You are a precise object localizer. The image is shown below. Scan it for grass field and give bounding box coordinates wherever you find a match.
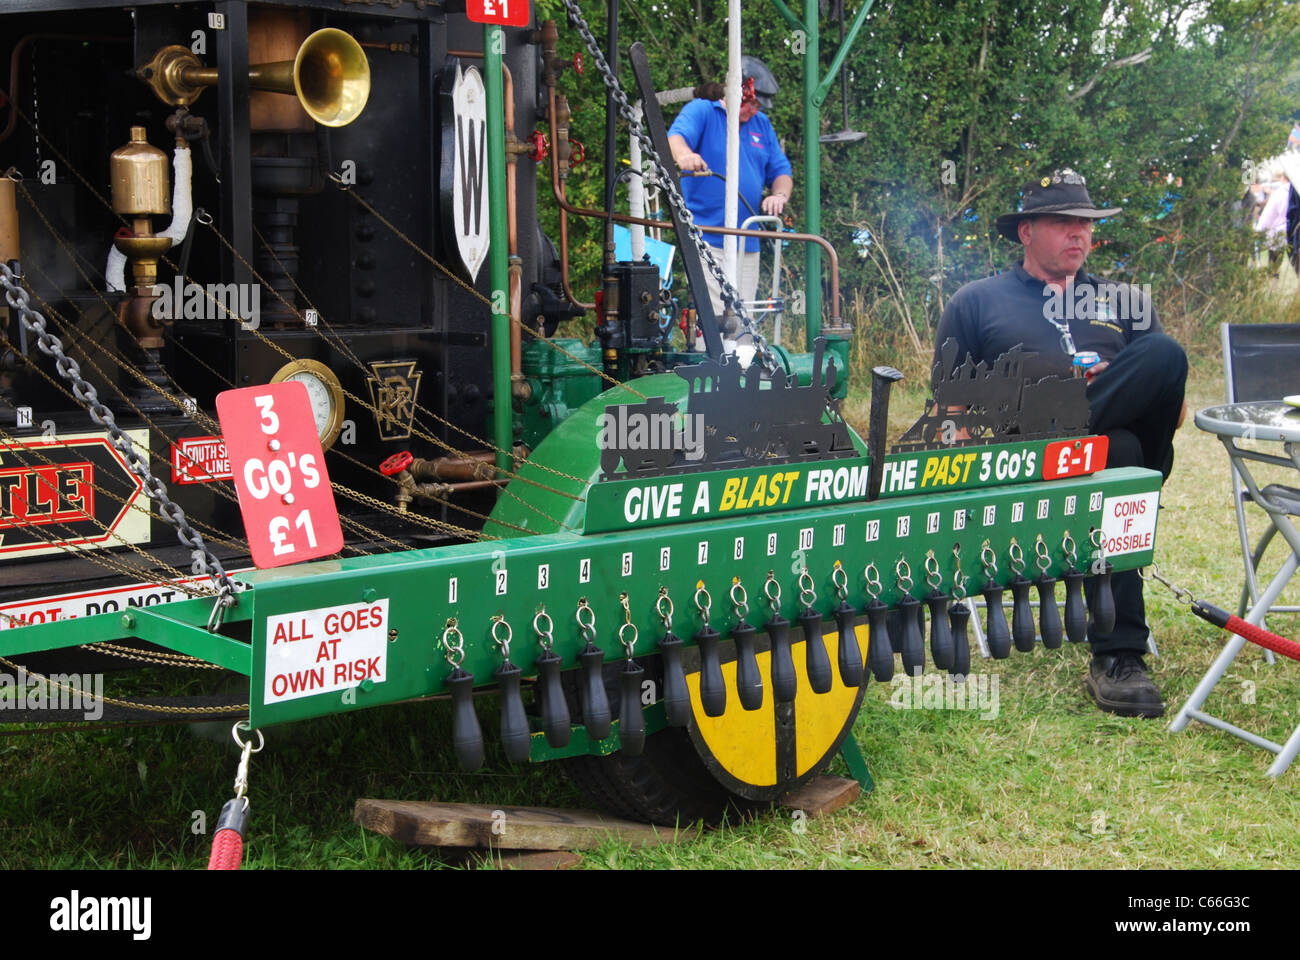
[4,309,1300,870]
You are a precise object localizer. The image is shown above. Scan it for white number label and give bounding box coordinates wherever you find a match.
[579,558,591,583]
[1037,498,1050,520]
[698,541,709,565]
[865,520,880,542]
[1064,495,1077,516]
[926,512,940,534]
[495,569,508,596]
[659,547,671,571]
[799,528,814,551]
[953,509,966,531]
[1011,502,1024,524]
[1089,491,1104,512]
[622,552,633,576]
[832,524,845,547]
[983,505,997,526]
[537,564,550,589]
[897,516,910,538]
[767,533,778,556]
[734,537,745,560]
[448,578,458,604]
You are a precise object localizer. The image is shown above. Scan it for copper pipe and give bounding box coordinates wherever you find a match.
[2,34,129,146]
[543,83,842,324]
[509,257,527,397]
[448,49,484,59]
[446,479,509,492]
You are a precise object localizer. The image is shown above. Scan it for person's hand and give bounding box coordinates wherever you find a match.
[763,192,789,216]
[676,151,707,172]
[1084,360,1110,382]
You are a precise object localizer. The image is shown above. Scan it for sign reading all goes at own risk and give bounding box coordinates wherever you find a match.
[264,599,388,704]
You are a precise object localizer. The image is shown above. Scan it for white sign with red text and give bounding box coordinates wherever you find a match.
[1100,491,1160,556]
[264,599,388,704]
[0,573,250,630]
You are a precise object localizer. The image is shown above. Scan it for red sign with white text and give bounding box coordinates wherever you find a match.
[171,435,232,484]
[1043,436,1109,480]
[216,382,342,568]
[465,0,530,27]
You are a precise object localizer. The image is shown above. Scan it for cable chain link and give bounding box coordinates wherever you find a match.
[0,262,240,616]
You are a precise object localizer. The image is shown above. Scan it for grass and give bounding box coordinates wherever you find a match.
[4,283,1300,869]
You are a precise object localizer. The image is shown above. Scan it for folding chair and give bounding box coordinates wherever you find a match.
[1174,398,1300,775]
[1221,323,1300,642]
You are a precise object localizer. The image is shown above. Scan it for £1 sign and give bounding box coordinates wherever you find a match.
[465,0,530,26]
[216,382,343,568]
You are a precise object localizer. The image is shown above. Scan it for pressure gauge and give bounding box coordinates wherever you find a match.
[269,359,345,450]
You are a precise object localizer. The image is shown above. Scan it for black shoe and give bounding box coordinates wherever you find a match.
[1086,652,1165,718]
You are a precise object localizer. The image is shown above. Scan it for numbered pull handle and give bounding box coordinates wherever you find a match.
[833,601,864,688]
[1036,575,1064,649]
[1010,576,1036,653]
[982,580,1011,659]
[732,619,764,710]
[1064,568,1089,643]
[658,630,691,726]
[579,641,611,740]
[926,590,954,671]
[695,624,726,716]
[618,659,646,756]
[447,667,484,772]
[767,614,797,703]
[949,600,972,677]
[865,599,894,682]
[1090,561,1116,635]
[495,660,531,764]
[899,593,925,676]
[534,650,571,747]
[799,606,833,694]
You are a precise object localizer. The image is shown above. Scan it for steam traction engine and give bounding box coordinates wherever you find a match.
[0,0,1163,834]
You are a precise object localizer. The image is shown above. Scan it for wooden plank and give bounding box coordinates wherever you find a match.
[353,799,680,850]
[777,775,861,818]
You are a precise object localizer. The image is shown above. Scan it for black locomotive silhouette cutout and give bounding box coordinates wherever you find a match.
[894,338,1089,452]
[599,338,858,480]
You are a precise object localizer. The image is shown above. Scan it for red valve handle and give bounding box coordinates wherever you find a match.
[573,51,584,75]
[570,139,585,165]
[527,130,549,162]
[379,451,414,476]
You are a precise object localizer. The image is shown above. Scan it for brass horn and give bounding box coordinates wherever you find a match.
[137,27,370,127]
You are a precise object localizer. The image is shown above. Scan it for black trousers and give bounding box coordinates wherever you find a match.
[1082,333,1188,655]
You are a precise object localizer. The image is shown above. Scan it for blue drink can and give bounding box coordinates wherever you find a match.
[1073,351,1101,378]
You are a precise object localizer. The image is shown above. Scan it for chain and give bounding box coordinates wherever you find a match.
[1,262,240,618]
[560,0,776,372]
[0,655,248,715]
[30,45,41,171]
[78,642,226,670]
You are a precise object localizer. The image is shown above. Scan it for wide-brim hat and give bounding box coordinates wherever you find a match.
[995,168,1121,242]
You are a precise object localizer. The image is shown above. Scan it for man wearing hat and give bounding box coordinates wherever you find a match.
[933,168,1188,718]
[668,55,793,318]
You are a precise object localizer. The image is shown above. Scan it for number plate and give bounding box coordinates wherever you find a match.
[216,382,343,569]
[465,0,530,26]
[1042,436,1109,481]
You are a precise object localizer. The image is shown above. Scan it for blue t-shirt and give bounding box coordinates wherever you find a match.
[667,98,792,252]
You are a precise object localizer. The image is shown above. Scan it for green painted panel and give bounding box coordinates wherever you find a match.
[244,465,1162,729]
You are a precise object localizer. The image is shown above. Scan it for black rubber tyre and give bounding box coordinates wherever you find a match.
[557,656,767,826]
[561,727,767,827]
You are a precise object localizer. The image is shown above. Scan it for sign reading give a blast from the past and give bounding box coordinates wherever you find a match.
[216,381,342,568]
[264,599,388,704]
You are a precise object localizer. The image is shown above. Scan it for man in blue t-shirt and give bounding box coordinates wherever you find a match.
[667,57,793,318]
